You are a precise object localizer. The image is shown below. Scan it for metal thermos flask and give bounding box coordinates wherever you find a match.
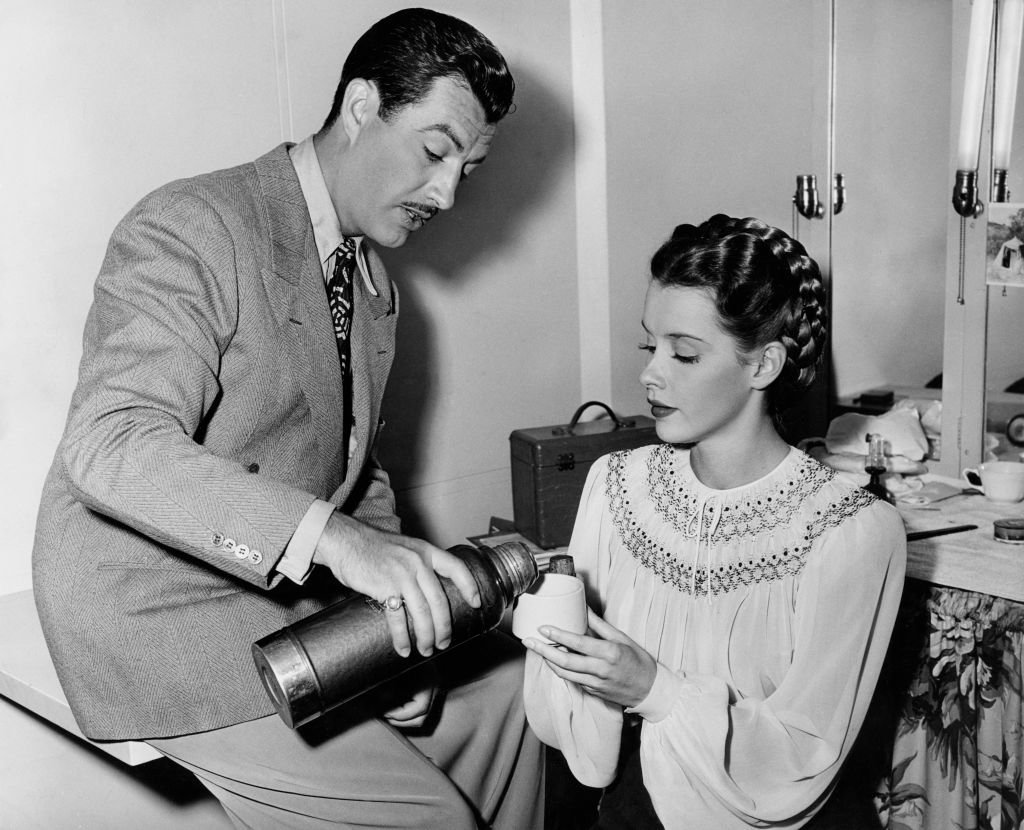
[252,541,539,728]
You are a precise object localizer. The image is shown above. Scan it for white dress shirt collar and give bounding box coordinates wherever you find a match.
[288,136,377,296]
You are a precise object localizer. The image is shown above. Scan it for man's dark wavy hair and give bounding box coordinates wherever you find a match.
[322,8,515,129]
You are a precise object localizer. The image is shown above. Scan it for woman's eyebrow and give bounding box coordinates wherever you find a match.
[669,333,707,346]
[641,321,707,344]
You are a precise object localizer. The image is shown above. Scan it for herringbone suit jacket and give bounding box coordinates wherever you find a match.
[32,143,400,740]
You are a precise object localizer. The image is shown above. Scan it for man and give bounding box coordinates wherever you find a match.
[32,9,543,828]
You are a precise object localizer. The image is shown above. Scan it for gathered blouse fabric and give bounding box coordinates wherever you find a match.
[524,445,907,829]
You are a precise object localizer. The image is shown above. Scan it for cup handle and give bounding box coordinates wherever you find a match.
[962,468,983,490]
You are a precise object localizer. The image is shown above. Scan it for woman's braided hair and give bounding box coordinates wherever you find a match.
[649,214,828,415]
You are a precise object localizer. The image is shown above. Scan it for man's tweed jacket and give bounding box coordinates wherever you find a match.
[32,144,400,740]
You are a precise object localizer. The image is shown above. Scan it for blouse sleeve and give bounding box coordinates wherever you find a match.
[522,455,624,787]
[634,499,907,826]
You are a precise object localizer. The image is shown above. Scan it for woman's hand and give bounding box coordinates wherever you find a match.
[524,609,658,708]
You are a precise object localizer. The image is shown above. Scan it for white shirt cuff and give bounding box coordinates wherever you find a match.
[276,499,336,584]
[625,662,689,723]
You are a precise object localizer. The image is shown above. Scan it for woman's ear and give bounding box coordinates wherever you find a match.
[750,341,787,390]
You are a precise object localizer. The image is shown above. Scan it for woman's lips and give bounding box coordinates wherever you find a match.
[649,402,675,418]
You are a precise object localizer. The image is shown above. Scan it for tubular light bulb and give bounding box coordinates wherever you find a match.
[958,0,995,171]
[994,0,1024,170]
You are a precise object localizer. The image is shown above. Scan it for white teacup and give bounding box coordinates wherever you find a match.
[512,573,588,644]
[962,461,1024,503]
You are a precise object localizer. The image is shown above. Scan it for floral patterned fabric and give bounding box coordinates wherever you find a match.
[879,580,1024,830]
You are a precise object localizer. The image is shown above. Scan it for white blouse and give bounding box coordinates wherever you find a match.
[524,445,906,829]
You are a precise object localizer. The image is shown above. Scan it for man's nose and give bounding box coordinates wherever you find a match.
[429,167,460,211]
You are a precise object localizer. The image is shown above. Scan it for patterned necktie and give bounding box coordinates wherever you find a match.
[326,238,357,479]
[327,238,357,373]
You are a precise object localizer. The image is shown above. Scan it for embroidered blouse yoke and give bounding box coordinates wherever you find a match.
[524,445,907,829]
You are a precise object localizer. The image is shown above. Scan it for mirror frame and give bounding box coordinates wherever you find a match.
[941,0,999,477]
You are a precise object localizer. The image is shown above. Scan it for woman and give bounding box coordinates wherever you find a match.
[524,215,906,829]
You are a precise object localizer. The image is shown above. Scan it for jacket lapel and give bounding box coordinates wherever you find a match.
[255,146,346,481]
[349,246,397,472]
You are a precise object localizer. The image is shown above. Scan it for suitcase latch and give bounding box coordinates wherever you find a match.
[557,453,576,471]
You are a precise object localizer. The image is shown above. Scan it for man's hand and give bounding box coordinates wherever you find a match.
[376,662,440,729]
[313,511,480,658]
[382,686,435,728]
[523,609,657,708]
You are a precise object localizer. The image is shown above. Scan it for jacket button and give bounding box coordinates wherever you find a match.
[223,538,236,553]
[247,463,260,473]
[235,544,250,559]
[212,533,224,547]
[249,550,263,565]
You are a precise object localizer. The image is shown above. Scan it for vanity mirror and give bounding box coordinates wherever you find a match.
[943,0,1024,471]
[983,0,1024,457]
[982,204,1024,456]
[828,0,1024,472]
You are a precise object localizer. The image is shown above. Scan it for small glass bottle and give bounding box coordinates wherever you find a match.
[863,433,893,503]
[252,541,539,728]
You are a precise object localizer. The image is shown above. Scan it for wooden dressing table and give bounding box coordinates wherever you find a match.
[899,479,1024,602]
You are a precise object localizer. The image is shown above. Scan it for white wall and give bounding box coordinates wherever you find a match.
[2,0,287,595]
[0,0,579,594]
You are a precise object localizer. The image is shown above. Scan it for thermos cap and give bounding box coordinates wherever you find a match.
[547,554,577,576]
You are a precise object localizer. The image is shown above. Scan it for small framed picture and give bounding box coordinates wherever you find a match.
[986,203,1024,287]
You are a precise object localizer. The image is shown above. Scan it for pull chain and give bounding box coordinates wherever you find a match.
[957,215,967,305]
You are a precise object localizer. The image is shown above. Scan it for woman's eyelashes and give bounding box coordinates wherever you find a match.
[637,343,699,364]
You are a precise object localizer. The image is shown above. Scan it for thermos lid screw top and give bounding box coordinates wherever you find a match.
[485,541,541,601]
[547,554,577,576]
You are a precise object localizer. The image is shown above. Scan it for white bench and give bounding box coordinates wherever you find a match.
[0,527,550,768]
[0,589,161,765]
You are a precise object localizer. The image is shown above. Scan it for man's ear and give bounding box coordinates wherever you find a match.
[341,78,379,141]
[750,341,787,390]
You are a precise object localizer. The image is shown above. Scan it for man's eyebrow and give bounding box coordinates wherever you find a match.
[421,123,489,168]
[422,123,464,153]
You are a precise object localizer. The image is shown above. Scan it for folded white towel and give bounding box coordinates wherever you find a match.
[825,408,930,462]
